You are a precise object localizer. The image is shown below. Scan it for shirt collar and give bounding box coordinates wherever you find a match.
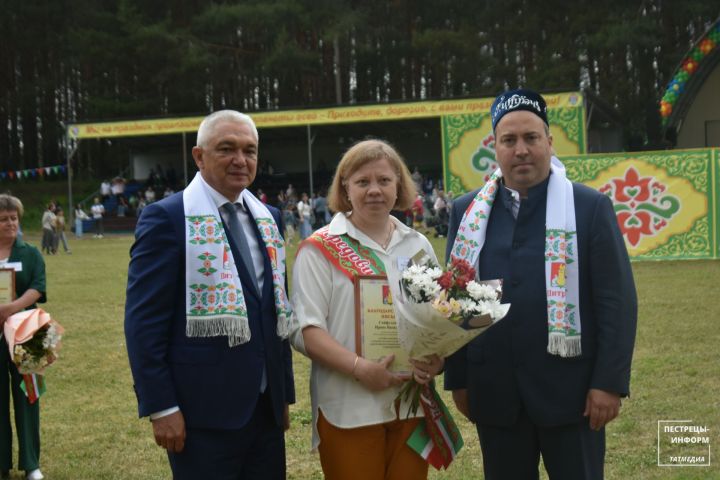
[500,173,551,200]
[328,212,416,245]
[199,174,244,210]
[502,184,521,203]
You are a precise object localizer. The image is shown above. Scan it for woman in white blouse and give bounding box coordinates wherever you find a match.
[290,140,443,480]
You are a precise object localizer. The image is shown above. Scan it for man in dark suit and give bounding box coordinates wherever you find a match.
[125,110,294,479]
[444,89,637,480]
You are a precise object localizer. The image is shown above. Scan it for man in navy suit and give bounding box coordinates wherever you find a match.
[444,89,637,479]
[125,110,294,479]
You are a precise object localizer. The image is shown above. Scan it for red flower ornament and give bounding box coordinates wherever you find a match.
[617,211,654,246]
[601,166,680,248]
[611,167,651,203]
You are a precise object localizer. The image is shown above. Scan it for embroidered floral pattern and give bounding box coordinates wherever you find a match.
[451,234,480,259]
[255,217,284,248]
[598,167,680,247]
[545,229,576,264]
[187,215,224,245]
[197,251,218,276]
[186,214,247,318]
[189,282,247,316]
[254,217,293,325]
[548,299,578,333]
[546,229,578,336]
[450,170,501,262]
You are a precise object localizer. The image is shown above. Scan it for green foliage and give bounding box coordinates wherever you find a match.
[16,325,50,361]
[1,1,718,168]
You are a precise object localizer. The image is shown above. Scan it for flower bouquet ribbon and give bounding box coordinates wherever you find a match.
[3,308,64,403]
[386,251,511,469]
[405,381,464,470]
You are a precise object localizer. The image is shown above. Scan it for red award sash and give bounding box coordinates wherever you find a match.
[299,226,386,280]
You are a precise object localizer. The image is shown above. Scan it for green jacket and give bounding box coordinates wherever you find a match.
[8,238,46,305]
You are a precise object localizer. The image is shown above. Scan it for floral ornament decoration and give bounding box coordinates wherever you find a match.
[196,251,218,276]
[599,167,680,247]
[188,282,246,317]
[188,215,224,246]
[470,133,497,184]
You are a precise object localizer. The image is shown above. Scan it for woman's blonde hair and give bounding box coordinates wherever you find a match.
[328,139,416,213]
[0,194,24,218]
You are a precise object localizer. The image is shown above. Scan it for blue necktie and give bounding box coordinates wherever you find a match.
[222,202,267,392]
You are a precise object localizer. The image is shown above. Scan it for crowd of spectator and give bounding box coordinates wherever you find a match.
[86,166,180,227]
[79,165,448,239]
[394,167,452,237]
[271,184,333,245]
[265,170,448,245]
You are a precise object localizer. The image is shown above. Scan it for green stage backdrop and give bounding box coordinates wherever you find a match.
[443,147,719,261]
[564,149,717,261]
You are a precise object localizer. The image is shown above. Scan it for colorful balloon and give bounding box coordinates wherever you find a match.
[682,59,698,74]
[660,101,672,117]
[699,39,715,55]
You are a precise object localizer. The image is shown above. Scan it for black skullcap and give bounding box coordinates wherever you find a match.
[490,89,549,131]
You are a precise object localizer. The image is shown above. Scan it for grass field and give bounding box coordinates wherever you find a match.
[12,232,719,479]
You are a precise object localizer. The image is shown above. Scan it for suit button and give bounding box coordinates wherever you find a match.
[511,279,520,286]
[512,242,520,249]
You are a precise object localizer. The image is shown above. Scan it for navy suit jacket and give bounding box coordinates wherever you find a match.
[125,191,295,430]
[444,179,637,427]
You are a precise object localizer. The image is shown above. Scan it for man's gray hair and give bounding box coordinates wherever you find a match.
[195,110,259,148]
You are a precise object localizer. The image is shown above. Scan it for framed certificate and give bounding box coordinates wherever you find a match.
[0,268,15,304]
[354,275,411,374]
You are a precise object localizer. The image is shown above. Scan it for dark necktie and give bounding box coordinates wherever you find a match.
[222,202,259,294]
[222,202,267,392]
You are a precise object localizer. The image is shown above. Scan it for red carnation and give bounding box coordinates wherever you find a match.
[450,258,476,281]
[456,274,472,289]
[438,272,454,290]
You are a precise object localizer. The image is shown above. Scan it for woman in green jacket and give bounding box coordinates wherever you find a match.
[0,194,47,480]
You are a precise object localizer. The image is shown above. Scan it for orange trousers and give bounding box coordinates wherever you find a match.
[317,410,428,480]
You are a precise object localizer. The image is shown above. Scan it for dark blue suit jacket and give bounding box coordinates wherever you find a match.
[444,179,637,427]
[125,191,295,430]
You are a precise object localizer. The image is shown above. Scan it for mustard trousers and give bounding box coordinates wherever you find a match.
[317,410,428,480]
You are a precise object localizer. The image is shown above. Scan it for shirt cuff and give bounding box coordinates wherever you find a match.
[149,406,180,420]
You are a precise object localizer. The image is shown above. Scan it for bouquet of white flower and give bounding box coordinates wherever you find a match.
[390,253,509,361]
[386,250,510,470]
